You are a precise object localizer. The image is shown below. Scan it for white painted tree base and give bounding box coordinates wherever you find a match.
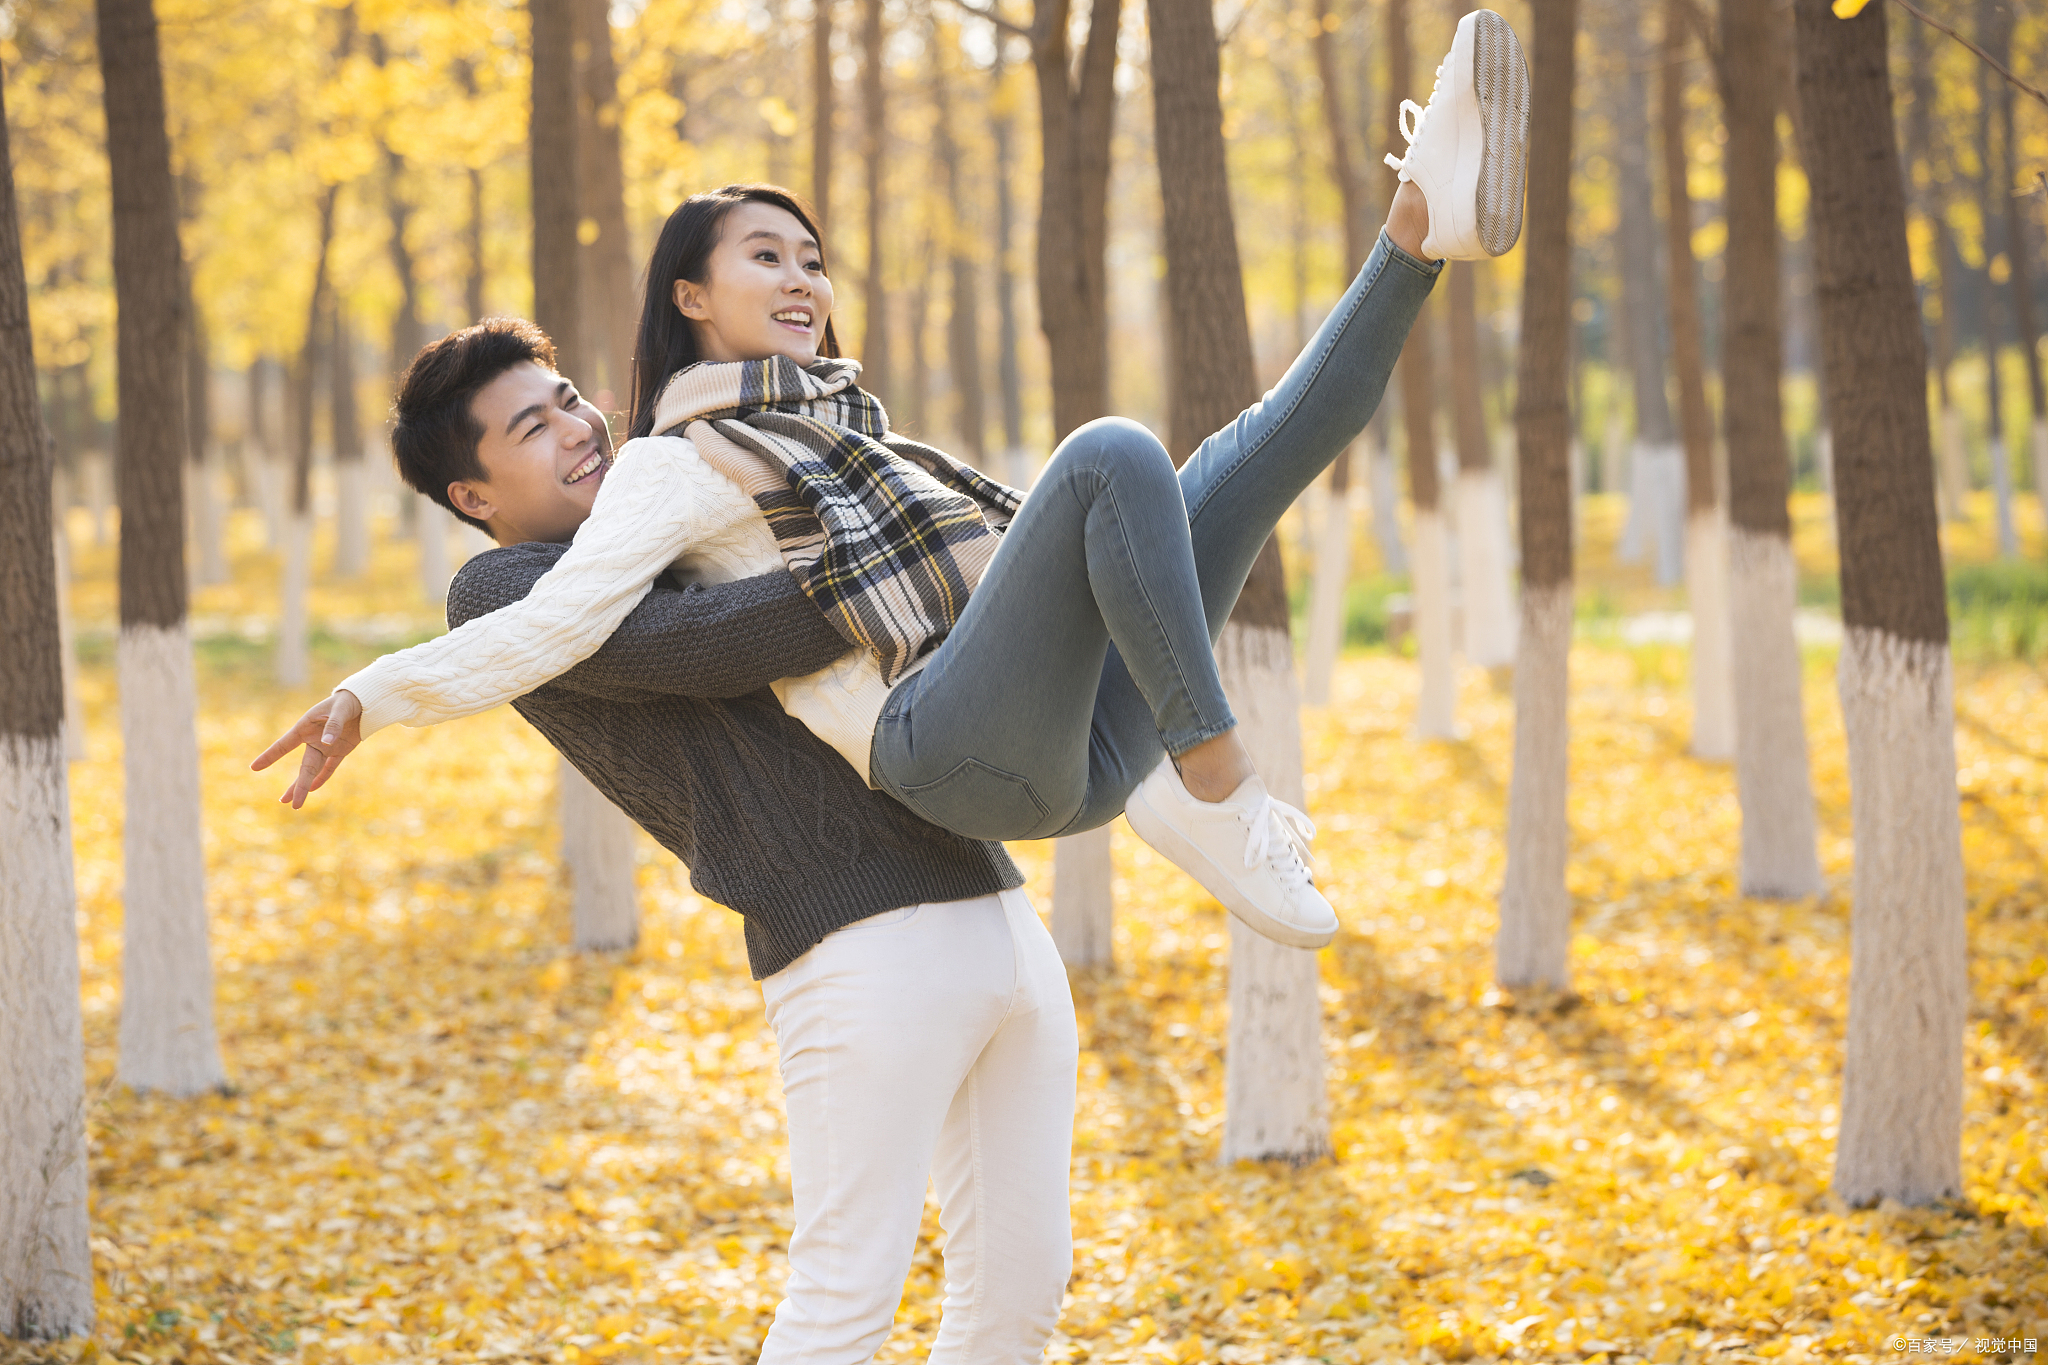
[1455,470,1517,669]
[0,736,95,1339]
[334,460,369,579]
[1215,620,1329,1165]
[1685,511,1735,762]
[276,513,312,688]
[1410,509,1458,739]
[559,758,640,952]
[1727,529,1823,899]
[1051,825,1115,970]
[418,497,452,609]
[1303,482,1354,707]
[116,624,226,1096]
[1832,629,1967,1207]
[1497,584,1573,991]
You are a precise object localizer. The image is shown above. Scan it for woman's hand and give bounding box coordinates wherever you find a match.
[251,690,365,808]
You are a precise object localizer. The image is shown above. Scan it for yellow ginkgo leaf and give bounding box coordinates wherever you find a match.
[1832,0,1874,15]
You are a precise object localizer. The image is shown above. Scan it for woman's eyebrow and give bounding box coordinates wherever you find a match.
[740,228,819,252]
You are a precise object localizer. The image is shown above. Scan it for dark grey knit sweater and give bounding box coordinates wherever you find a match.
[448,543,1022,978]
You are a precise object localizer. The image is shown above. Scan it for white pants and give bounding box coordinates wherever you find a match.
[757,887,1079,1365]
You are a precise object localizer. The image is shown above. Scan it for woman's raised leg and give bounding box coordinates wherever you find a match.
[1061,226,1445,833]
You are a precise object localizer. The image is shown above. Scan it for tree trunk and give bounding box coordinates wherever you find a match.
[332,304,368,579]
[532,0,581,377]
[1149,0,1327,1164]
[1029,0,1124,965]
[1718,0,1821,899]
[1664,0,1733,760]
[98,0,225,1097]
[991,48,1027,483]
[1304,0,1365,706]
[931,23,986,463]
[1981,205,2017,559]
[858,0,890,408]
[1615,3,1682,588]
[0,67,94,1340]
[1031,0,1121,441]
[1498,0,1575,993]
[279,188,338,690]
[812,0,834,227]
[577,0,635,408]
[531,0,635,945]
[1902,18,1968,524]
[1792,0,1965,1208]
[1386,0,1453,736]
[1987,7,2048,521]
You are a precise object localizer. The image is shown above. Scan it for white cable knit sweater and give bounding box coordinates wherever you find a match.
[337,433,902,782]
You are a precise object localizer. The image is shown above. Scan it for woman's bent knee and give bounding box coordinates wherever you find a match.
[1050,416,1174,485]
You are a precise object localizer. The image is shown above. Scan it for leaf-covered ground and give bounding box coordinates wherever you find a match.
[9,502,2045,1364]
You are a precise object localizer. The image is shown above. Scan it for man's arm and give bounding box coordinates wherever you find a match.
[449,542,851,700]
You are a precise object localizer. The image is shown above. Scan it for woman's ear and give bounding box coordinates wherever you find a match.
[673,277,710,321]
[448,481,494,526]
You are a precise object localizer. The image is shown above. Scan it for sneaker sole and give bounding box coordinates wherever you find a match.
[1124,782,1337,950]
[1470,10,1530,257]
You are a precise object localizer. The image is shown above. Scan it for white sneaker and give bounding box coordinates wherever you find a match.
[1124,759,1338,950]
[1383,8,1530,261]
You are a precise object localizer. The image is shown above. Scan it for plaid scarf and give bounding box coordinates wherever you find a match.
[652,356,1024,683]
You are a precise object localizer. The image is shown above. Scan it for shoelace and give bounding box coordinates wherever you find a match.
[1382,59,1447,178]
[1239,793,1319,889]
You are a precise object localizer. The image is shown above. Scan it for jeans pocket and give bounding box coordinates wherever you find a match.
[898,758,1052,841]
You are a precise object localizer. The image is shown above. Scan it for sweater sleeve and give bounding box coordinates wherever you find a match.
[336,436,713,737]
[447,543,852,700]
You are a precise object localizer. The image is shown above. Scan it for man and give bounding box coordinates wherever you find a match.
[254,318,1079,1362]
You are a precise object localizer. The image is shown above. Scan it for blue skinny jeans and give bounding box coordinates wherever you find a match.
[869,231,1442,840]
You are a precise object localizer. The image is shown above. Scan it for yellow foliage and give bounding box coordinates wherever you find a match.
[8,485,2047,1365]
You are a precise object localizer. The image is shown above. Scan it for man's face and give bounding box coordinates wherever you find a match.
[451,362,615,545]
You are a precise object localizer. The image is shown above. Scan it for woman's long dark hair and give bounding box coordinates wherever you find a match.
[627,183,841,438]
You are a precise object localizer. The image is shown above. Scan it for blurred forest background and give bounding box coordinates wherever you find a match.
[5,0,2048,1360]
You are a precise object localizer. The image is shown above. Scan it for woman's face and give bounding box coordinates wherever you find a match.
[673,201,834,365]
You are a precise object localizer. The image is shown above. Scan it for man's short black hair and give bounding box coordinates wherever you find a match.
[391,318,557,534]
